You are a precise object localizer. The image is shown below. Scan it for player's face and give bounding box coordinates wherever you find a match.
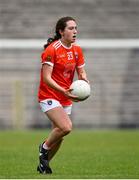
[60,20,77,46]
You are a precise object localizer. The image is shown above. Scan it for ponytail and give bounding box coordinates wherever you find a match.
[43,34,61,49]
[43,38,54,49]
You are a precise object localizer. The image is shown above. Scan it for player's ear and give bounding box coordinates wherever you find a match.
[59,29,64,36]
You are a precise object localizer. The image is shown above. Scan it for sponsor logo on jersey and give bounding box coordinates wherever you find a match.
[59,54,66,58]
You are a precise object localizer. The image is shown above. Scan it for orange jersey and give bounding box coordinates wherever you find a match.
[38,40,85,106]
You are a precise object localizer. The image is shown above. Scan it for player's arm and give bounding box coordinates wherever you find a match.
[42,47,66,94]
[76,67,89,83]
[42,64,65,93]
[75,46,89,83]
[42,64,78,99]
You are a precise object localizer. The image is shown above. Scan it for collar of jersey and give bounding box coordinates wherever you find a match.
[59,40,72,49]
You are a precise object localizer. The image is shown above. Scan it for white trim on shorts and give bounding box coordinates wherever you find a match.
[39,99,72,115]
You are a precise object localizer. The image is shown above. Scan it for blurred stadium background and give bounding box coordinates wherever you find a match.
[0,0,139,130]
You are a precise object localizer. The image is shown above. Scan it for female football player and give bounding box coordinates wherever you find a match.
[37,16,89,174]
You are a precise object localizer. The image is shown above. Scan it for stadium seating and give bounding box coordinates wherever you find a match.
[0,0,139,38]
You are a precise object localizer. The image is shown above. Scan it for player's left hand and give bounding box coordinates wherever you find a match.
[64,89,80,102]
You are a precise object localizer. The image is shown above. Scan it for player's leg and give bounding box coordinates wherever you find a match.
[46,122,63,161]
[47,105,72,161]
[44,106,72,148]
[37,106,72,174]
[48,138,63,161]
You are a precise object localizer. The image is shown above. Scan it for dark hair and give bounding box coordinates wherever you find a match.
[44,16,76,49]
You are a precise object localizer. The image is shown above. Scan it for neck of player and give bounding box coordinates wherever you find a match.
[60,38,72,48]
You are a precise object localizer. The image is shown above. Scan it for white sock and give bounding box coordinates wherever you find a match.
[43,142,49,150]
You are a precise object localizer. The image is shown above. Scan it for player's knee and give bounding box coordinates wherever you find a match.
[62,123,72,135]
[63,127,71,135]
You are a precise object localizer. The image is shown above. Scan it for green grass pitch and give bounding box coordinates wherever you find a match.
[0,129,139,179]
